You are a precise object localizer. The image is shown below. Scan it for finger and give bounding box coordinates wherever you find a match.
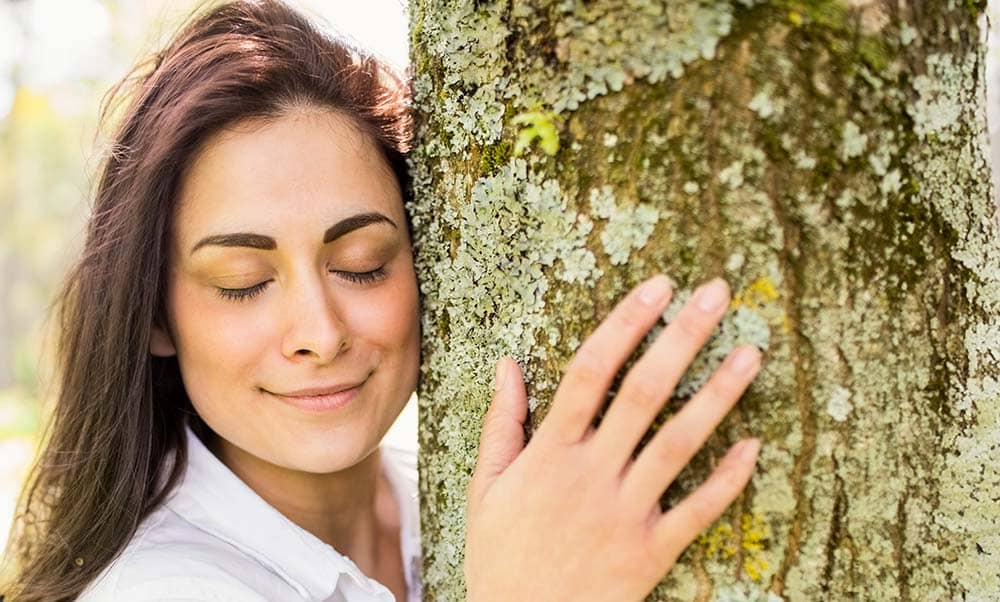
[468,357,528,509]
[591,277,730,465]
[621,345,761,508]
[650,438,760,563]
[535,275,673,446]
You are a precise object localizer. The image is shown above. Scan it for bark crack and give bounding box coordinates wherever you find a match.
[764,167,818,597]
[820,456,849,596]
[895,491,911,602]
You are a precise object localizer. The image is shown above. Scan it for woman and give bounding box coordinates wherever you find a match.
[2,1,763,600]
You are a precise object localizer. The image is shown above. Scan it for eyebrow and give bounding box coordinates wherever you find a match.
[190,212,398,255]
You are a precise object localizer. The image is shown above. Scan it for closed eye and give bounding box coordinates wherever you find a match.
[216,266,386,302]
[331,267,387,285]
[217,280,271,302]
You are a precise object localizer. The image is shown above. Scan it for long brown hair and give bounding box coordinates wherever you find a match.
[2,2,411,599]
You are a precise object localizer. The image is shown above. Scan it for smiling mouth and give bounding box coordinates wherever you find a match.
[265,381,365,413]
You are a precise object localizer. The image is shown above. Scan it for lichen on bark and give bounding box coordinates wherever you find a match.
[410,1,1000,600]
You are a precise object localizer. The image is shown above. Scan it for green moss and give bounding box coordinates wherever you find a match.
[775,0,899,76]
[478,140,512,173]
[779,0,847,30]
[857,37,891,72]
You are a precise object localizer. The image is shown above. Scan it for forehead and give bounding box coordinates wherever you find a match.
[173,109,403,245]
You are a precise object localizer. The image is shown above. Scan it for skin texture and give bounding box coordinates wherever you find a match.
[151,108,420,600]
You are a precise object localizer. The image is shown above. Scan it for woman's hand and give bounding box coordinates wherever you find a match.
[464,275,762,602]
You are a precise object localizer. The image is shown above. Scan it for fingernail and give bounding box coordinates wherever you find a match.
[695,277,729,313]
[638,275,672,306]
[728,346,761,374]
[494,357,509,392]
[738,438,761,462]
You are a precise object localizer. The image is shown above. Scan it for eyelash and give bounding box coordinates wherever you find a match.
[336,266,387,285]
[218,281,269,302]
[216,267,388,302]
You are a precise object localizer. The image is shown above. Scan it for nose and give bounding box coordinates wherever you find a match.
[280,275,350,363]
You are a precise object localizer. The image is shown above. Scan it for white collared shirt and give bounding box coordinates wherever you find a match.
[78,428,421,601]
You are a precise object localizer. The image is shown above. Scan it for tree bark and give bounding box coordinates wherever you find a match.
[409,1,1000,600]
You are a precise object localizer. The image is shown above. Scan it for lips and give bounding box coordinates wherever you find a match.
[274,382,365,397]
[266,379,366,412]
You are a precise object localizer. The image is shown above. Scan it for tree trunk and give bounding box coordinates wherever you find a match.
[409,1,1000,600]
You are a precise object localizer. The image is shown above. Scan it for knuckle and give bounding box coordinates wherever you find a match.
[699,373,736,405]
[720,461,750,492]
[621,370,662,410]
[699,360,757,410]
[566,344,607,384]
[688,500,718,528]
[558,405,593,437]
[704,464,747,506]
[612,302,647,333]
[537,401,588,445]
[652,428,694,464]
[479,417,503,444]
[683,488,721,526]
[672,310,709,340]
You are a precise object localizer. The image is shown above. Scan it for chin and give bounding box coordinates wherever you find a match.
[274,432,381,475]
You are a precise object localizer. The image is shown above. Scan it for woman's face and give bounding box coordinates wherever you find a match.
[153,108,420,475]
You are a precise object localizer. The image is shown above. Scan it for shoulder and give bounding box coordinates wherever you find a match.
[77,508,281,602]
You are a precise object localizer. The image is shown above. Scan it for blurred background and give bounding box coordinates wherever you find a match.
[0,0,410,556]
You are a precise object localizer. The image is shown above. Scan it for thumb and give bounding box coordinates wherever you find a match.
[468,356,528,508]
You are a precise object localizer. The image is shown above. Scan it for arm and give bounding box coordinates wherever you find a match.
[465,275,761,602]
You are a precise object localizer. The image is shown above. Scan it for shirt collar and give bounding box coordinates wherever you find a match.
[165,426,398,602]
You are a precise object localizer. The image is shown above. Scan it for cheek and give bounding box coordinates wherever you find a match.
[168,280,273,391]
[347,266,420,365]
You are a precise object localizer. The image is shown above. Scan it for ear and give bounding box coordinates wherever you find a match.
[150,324,177,357]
